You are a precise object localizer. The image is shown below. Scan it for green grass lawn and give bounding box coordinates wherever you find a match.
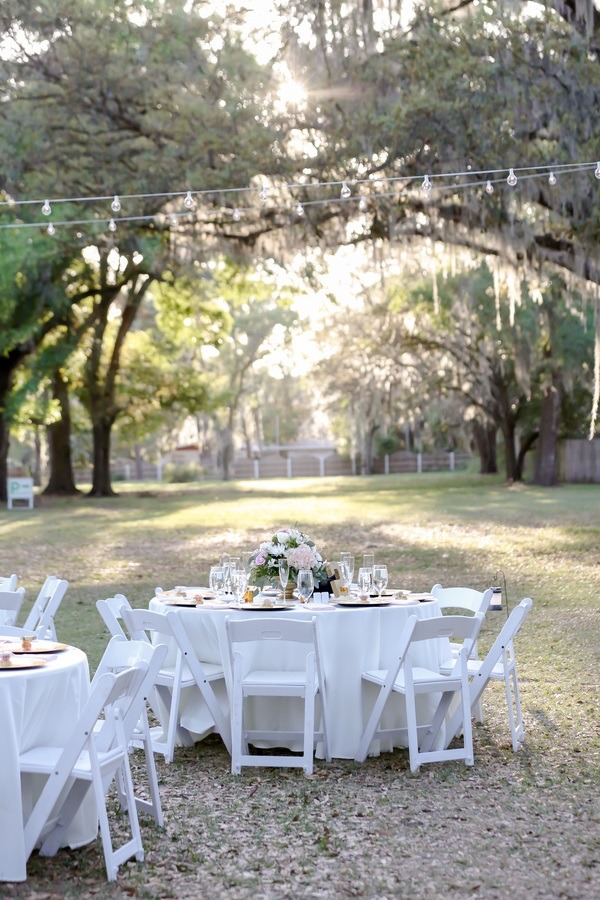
[1,472,599,898]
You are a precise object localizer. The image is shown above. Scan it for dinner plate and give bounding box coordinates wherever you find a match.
[0,656,48,670]
[8,641,68,654]
[406,593,436,603]
[368,590,396,598]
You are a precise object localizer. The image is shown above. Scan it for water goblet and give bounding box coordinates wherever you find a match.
[210,565,225,597]
[296,568,314,605]
[372,564,388,599]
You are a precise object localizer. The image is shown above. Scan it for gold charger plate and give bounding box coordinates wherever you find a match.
[9,641,68,654]
[0,656,48,670]
[239,604,294,611]
[336,599,392,608]
[160,598,200,607]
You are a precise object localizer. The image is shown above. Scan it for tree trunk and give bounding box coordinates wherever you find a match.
[33,427,43,487]
[471,419,498,474]
[515,430,539,482]
[134,445,144,480]
[533,383,562,486]
[89,419,116,496]
[44,371,80,495]
[500,418,520,481]
[0,365,15,503]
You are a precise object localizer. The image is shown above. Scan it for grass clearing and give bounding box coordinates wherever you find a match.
[0,473,598,898]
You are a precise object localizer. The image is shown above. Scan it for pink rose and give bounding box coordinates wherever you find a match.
[255,554,266,565]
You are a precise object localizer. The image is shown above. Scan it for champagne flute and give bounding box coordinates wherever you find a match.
[231,568,248,607]
[241,550,254,575]
[341,552,354,585]
[357,567,371,600]
[372,564,388,599]
[363,554,374,578]
[296,568,314,604]
[278,558,290,598]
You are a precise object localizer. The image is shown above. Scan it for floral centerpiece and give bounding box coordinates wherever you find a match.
[250,528,328,588]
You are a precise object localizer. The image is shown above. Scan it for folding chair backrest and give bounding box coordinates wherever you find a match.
[0,587,26,626]
[227,616,316,646]
[23,576,59,632]
[96,594,132,639]
[444,598,533,745]
[92,635,163,686]
[431,584,493,616]
[0,574,18,591]
[121,606,232,756]
[410,613,484,650]
[0,623,34,638]
[24,578,68,640]
[226,616,325,695]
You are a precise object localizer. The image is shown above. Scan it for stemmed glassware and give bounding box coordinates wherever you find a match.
[241,550,254,575]
[340,553,354,587]
[209,565,225,597]
[296,568,314,604]
[372,564,389,600]
[278,558,290,598]
[231,568,248,606]
[357,567,372,600]
[363,554,374,579]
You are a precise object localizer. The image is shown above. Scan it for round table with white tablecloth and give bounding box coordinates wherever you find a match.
[0,645,97,883]
[148,596,448,760]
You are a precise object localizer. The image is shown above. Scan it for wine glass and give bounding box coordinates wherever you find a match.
[241,550,254,574]
[372,564,388,599]
[296,568,314,604]
[357,567,371,600]
[341,553,354,585]
[209,565,225,597]
[363,554,374,578]
[278,558,290,597]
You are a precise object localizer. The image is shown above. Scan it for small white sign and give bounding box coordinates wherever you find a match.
[7,477,34,509]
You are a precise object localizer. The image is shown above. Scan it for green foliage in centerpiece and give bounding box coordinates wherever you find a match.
[250,528,328,586]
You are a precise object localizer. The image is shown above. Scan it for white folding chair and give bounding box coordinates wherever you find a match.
[225,615,330,776]
[0,623,39,638]
[430,584,493,722]
[92,635,168,826]
[355,613,484,773]
[96,594,133,639]
[0,573,18,591]
[0,587,25,626]
[440,598,533,752]
[19,663,151,882]
[121,607,231,762]
[23,577,68,640]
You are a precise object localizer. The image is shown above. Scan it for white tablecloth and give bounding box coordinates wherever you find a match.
[148,597,447,759]
[0,646,97,882]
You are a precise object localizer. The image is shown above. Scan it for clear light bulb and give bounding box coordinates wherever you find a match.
[358,197,368,212]
[47,222,56,236]
[507,168,518,187]
[548,172,556,186]
[232,208,241,222]
[595,162,600,179]
[340,180,351,199]
[296,201,304,216]
[422,174,432,193]
[259,186,268,204]
[184,191,195,209]
[108,218,117,232]
[111,195,121,213]
[42,199,51,216]
[170,214,179,226]
[485,180,494,195]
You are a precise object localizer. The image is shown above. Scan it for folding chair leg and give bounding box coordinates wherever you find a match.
[505,667,524,751]
[303,689,315,776]
[404,688,421,774]
[355,682,394,763]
